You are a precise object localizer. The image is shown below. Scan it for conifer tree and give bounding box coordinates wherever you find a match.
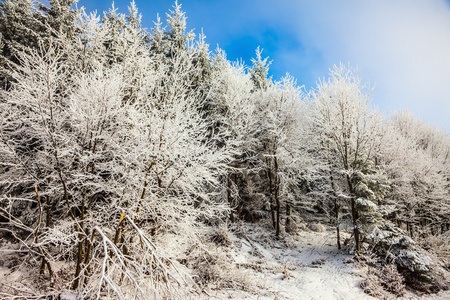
[0,0,41,85]
[37,0,79,41]
[249,46,272,91]
[164,1,194,59]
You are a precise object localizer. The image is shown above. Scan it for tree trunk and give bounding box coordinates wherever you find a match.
[234,171,241,220]
[266,158,276,229]
[347,174,360,253]
[274,157,280,236]
[227,172,234,222]
[286,203,291,229]
[330,172,341,250]
[271,204,276,229]
[335,200,341,250]
[351,197,360,253]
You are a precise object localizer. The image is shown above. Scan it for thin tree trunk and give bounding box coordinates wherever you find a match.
[227,172,234,222]
[271,204,276,229]
[73,197,85,290]
[274,157,280,236]
[350,197,360,253]
[330,172,341,250]
[335,201,341,250]
[267,158,276,229]
[347,174,360,253]
[286,203,291,230]
[234,171,241,219]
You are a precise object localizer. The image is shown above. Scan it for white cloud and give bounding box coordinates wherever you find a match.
[257,0,450,132]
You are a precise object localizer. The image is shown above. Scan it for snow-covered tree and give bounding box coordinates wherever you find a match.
[257,75,309,235]
[37,0,79,41]
[380,111,450,238]
[0,11,232,297]
[0,0,42,85]
[164,1,194,60]
[249,46,272,91]
[206,53,259,221]
[310,64,384,251]
[1,1,449,297]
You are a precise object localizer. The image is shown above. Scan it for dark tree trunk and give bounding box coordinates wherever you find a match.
[286,203,291,229]
[347,174,360,253]
[271,204,276,229]
[335,200,341,250]
[274,157,280,236]
[330,172,341,250]
[227,172,234,222]
[267,157,276,229]
[350,197,360,253]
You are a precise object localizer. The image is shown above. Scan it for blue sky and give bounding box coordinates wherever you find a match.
[52,0,450,132]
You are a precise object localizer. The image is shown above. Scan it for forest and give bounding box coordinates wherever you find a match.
[0,0,449,299]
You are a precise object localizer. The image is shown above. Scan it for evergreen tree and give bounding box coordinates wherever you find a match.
[37,0,79,41]
[164,0,194,59]
[101,3,127,65]
[0,0,41,85]
[249,46,272,91]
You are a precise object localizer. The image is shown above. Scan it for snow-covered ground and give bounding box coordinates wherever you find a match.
[199,223,450,300]
[1,222,449,299]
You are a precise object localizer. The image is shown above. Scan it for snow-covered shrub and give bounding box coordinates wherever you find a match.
[308,223,326,233]
[285,215,303,234]
[379,264,405,296]
[421,231,450,270]
[360,275,385,298]
[360,264,405,297]
[186,241,253,291]
[209,225,232,247]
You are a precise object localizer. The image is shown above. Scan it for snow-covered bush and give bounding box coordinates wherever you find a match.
[360,264,405,298]
[0,3,232,297]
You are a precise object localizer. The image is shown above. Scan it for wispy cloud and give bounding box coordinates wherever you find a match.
[249,0,450,132]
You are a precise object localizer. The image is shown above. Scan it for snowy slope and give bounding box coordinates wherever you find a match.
[200,223,450,300]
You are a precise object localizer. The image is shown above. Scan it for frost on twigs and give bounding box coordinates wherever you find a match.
[76,219,187,300]
[359,275,385,298]
[421,231,450,271]
[0,0,449,298]
[360,264,405,298]
[184,237,255,292]
[209,225,232,247]
[0,15,231,298]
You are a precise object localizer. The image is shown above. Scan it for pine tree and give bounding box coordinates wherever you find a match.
[101,3,127,66]
[0,0,41,85]
[249,46,272,91]
[164,0,194,59]
[37,0,79,41]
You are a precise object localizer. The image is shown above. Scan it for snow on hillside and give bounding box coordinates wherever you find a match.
[191,223,369,300]
[191,223,450,300]
[1,221,450,299]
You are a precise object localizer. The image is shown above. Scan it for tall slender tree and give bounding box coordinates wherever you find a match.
[311,64,383,251]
